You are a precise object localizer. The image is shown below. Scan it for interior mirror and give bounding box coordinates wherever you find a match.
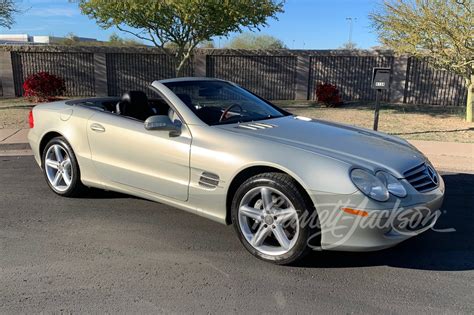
[144,115,180,135]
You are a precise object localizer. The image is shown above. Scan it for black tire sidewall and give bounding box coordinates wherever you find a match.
[231,173,316,265]
[41,137,84,197]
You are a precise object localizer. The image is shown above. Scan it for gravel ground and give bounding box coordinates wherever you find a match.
[276,102,474,143]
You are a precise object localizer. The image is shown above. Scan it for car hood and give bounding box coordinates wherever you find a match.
[217,116,426,177]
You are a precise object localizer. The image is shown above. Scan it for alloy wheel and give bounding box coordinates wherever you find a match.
[44,144,73,192]
[238,186,300,256]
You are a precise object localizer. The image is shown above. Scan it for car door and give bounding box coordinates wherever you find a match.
[86,111,191,201]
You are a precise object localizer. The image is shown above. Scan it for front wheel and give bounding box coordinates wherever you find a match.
[231,173,317,265]
[42,137,86,197]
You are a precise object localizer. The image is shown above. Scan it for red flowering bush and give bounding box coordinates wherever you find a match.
[316,83,342,107]
[23,72,65,102]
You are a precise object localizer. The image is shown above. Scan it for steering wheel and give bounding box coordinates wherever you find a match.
[219,104,243,123]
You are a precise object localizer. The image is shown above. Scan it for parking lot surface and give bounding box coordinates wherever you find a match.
[0,156,473,313]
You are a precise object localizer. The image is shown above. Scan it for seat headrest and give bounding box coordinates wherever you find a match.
[116,90,154,121]
[121,91,148,105]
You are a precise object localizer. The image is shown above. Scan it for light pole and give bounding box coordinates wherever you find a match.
[345,17,357,45]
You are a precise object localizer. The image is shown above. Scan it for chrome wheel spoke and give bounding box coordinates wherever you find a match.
[62,171,71,186]
[273,225,291,250]
[240,205,263,222]
[52,171,62,186]
[251,224,271,247]
[45,159,59,169]
[63,158,71,168]
[53,145,63,162]
[260,187,273,210]
[275,208,297,224]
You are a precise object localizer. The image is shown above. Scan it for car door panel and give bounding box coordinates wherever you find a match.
[87,111,191,201]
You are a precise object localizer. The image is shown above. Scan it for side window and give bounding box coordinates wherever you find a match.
[148,98,181,123]
[149,98,169,116]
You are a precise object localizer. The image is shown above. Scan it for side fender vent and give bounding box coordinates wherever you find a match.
[199,172,220,189]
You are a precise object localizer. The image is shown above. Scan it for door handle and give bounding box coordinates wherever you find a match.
[90,123,105,132]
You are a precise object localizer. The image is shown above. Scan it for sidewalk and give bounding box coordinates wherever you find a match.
[408,140,474,173]
[0,128,31,156]
[1,128,473,173]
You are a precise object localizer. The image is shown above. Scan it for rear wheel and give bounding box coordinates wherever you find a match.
[42,137,86,197]
[231,172,317,264]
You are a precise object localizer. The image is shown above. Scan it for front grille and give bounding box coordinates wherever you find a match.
[403,162,439,193]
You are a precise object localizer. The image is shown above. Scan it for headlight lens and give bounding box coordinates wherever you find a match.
[376,171,407,198]
[350,169,389,202]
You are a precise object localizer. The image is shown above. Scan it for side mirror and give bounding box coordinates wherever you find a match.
[144,115,181,135]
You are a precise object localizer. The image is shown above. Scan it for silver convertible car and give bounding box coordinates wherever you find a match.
[28,77,445,264]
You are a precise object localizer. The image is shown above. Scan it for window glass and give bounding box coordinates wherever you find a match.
[163,80,288,125]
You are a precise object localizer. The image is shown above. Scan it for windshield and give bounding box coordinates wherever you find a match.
[163,80,289,125]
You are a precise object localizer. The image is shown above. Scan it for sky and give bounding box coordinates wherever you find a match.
[4,0,383,49]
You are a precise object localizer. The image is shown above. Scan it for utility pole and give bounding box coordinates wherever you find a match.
[345,17,357,45]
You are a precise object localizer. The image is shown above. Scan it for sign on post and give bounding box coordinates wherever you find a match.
[371,67,391,131]
[371,67,391,90]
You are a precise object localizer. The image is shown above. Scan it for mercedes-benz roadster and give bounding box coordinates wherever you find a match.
[28,77,444,264]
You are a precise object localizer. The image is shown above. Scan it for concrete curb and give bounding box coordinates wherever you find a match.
[0,142,30,150]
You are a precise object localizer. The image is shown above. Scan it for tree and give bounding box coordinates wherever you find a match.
[55,33,82,46]
[108,33,143,46]
[56,33,144,47]
[77,0,284,76]
[198,40,215,49]
[340,41,358,50]
[370,0,474,122]
[0,0,18,28]
[226,33,286,49]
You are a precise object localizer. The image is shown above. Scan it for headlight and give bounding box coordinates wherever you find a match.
[350,169,389,202]
[376,171,407,198]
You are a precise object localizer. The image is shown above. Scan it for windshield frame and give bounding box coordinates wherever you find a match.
[162,80,292,126]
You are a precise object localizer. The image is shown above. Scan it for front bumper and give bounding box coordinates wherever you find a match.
[309,176,445,252]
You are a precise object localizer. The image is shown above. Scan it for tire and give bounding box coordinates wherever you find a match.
[231,172,318,265]
[41,136,86,197]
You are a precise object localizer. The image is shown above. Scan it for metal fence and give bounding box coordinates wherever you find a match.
[404,57,468,106]
[206,55,297,100]
[0,47,468,106]
[11,52,95,96]
[309,55,394,101]
[106,53,193,96]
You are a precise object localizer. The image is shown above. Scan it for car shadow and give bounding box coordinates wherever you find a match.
[75,170,473,271]
[295,173,474,271]
[82,188,133,199]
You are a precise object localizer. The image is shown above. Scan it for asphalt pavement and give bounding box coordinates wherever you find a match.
[0,156,473,313]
